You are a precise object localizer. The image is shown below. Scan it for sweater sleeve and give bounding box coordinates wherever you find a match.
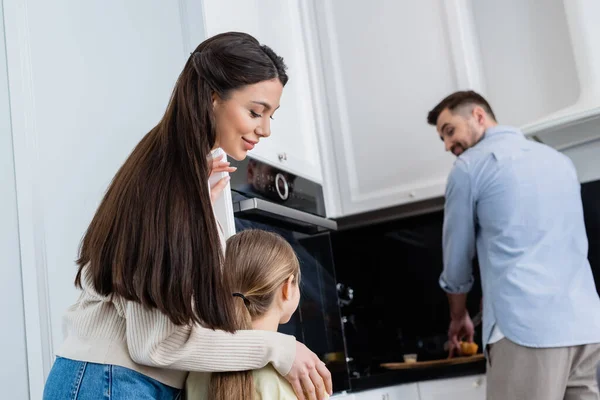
[123,300,296,376]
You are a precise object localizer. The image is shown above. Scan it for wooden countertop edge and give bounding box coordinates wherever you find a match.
[380,353,485,370]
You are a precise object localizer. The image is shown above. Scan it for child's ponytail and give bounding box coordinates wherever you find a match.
[208,293,254,400]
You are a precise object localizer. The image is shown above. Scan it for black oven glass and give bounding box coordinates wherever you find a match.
[234,216,350,393]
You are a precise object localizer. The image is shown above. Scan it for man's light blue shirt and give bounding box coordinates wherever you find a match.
[440,125,600,349]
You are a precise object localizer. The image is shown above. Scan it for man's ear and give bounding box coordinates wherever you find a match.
[472,105,486,125]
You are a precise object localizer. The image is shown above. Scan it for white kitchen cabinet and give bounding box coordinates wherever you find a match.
[311,0,459,217]
[463,0,600,136]
[4,1,206,397]
[202,0,323,183]
[353,383,420,400]
[418,375,486,400]
[346,375,486,400]
[472,0,600,184]
[310,0,600,218]
[331,392,355,400]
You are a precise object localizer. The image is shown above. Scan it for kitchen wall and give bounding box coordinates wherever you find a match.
[582,179,600,291]
[331,210,483,380]
[3,2,207,397]
[530,114,600,184]
[331,177,600,386]
[567,139,600,184]
[0,9,30,398]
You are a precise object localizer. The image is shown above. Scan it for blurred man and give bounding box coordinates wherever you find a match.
[428,90,600,399]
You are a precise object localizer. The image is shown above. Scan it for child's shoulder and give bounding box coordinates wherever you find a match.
[252,364,297,399]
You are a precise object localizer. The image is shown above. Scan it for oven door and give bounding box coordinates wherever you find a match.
[233,197,337,233]
[233,198,350,393]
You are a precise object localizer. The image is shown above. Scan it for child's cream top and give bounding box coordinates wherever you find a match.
[186,364,298,399]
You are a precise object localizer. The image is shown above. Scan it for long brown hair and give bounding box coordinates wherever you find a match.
[75,32,288,329]
[209,230,300,400]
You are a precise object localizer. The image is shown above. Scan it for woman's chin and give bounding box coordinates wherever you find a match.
[225,150,247,162]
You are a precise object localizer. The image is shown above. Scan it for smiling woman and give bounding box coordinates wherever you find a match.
[212,78,283,160]
[42,32,332,400]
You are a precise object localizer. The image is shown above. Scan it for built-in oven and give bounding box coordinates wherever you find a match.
[229,156,350,394]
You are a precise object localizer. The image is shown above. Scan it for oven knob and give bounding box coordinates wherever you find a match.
[275,173,289,200]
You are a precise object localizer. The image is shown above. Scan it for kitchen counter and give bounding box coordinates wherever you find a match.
[348,357,486,393]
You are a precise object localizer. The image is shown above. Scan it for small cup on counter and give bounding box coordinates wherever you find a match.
[403,353,417,364]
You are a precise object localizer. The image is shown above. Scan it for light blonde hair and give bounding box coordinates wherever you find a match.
[209,229,300,400]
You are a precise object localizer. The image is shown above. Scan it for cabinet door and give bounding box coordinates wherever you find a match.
[312,0,465,217]
[418,375,486,400]
[202,0,323,183]
[4,1,202,397]
[353,388,387,400]
[354,383,420,400]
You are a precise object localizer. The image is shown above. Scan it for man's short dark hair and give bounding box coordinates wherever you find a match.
[427,90,497,126]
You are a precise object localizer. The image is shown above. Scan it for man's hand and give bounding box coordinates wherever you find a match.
[447,312,475,358]
[209,153,236,203]
[285,341,332,400]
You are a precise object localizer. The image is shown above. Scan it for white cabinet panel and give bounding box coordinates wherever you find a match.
[350,376,486,400]
[469,0,582,131]
[312,0,457,217]
[4,1,197,397]
[202,0,323,183]
[354,383,420,400]
[418,375,486,400]
[331,392,355,400]
[312,0,600,218]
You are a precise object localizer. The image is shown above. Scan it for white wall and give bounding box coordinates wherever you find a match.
[0,6,30,399]
[4,1,207,397]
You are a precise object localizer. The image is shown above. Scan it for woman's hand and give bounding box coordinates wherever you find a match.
[285,341,333,400]
[209,153,236,203]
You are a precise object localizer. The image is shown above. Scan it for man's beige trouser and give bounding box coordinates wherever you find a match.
[487,338,600,400]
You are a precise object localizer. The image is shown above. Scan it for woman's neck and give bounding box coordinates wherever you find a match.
[251,310,281,332]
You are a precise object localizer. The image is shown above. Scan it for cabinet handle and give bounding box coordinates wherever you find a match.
[278,152,287,161]
[473,377,484,388]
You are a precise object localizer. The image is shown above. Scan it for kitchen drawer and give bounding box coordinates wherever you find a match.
[418,374,486,400]
[353,383,420,400]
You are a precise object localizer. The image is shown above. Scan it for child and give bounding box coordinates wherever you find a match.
[187,229,325,399]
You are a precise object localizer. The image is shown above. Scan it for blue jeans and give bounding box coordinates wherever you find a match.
[43,357,181,399]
